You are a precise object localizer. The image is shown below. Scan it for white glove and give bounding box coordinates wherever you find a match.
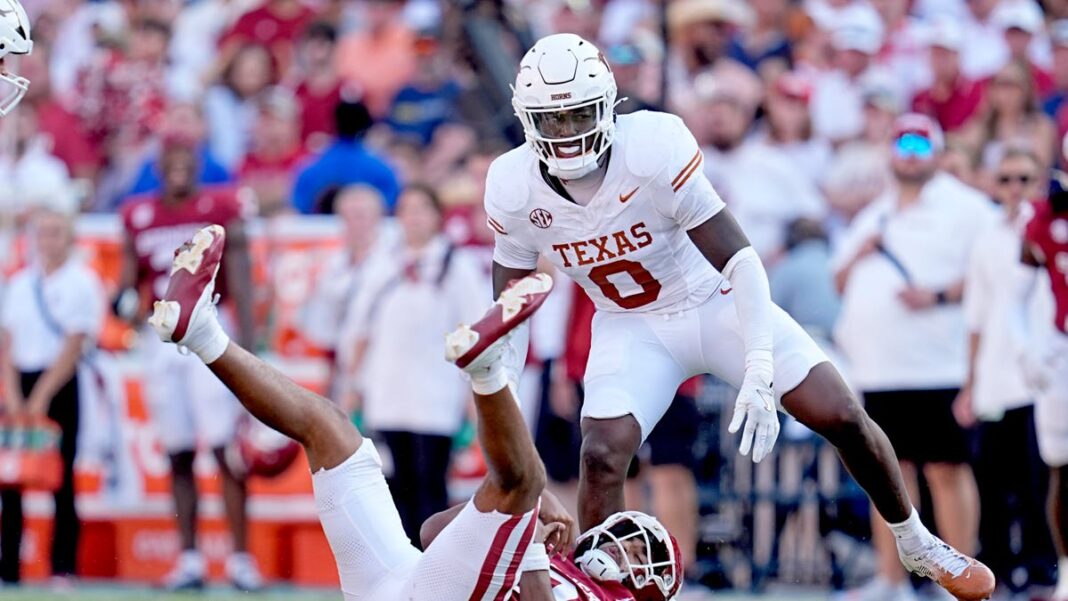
[728,370,780,463]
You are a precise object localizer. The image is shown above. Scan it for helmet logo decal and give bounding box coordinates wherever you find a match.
[529,209,553,229]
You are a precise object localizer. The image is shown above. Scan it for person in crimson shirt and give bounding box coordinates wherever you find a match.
[238,87,307,215]
[218,0,316,77]
[911,20,985,133]
[290,21,342,151]
[1021,170,1068,601]
[117,137,261,591]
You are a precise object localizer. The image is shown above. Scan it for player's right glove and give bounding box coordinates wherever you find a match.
[728,369,780,463]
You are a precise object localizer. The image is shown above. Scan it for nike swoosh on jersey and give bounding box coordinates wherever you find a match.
[720,287,732,295]
[619,187,639,203]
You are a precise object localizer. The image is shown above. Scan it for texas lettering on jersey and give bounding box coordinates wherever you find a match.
[485,111,727,314]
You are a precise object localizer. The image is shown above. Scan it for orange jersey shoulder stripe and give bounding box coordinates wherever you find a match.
[487,217,508,235]
[672,153,704,192]
[671,149,702,188]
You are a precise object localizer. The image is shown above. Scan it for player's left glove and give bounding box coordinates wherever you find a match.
[728,370,780,463]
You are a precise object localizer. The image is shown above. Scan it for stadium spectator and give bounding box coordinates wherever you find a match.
[118,139,260,592]
[167,0,258,98]
[870,0,930,101]
[960,59,1057,177]
[958,148,1059,595]
[696,71,825,261]
[335,0,416,119]
[291,99,399,214]
[304,184,393,401]
[385,33,461,146]
[959,0,1011,80]
[121,102,232,205]
[992,0,1054,97]
[290,21,342,151]
[19,49,99,183]
[205,43,278,170]
[0,104,76,218]
[1044,21,1068,120]
[73,18,170,165]
[911,19,985,133]
[833,114,994,601]
[1,206,104,587]
[607,42,662,114]
[237,87,306,215]
[769,218,841,340]
[726,0,793,74]
[809,10,887,143]
[666,0,753,110]
[342,184,486,546]
[756,71,832,187]
[218,0,316,77]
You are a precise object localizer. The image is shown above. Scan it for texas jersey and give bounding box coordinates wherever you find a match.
[486,111,726,314]
[1024,199,1068,333]
[121,186,247,304]
[512,555,634,601]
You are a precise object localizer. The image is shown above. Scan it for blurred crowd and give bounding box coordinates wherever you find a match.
[2,0,1068,598]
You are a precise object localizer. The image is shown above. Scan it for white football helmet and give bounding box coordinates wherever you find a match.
[574,511,683,601]
[0,0,31,116]
[511,33,618,180]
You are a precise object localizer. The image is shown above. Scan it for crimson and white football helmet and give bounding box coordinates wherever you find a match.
[511,33,618,180]
[574,511,684,601]
[224,416,301,479]
[0,0,31,116]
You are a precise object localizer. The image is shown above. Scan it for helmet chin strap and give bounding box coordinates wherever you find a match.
[576,549,626,583]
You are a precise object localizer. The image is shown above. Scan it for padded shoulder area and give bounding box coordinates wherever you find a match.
[484,145,537,215]
[619,111,696,181]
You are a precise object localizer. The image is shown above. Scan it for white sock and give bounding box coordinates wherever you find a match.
[468,362,510,396]
[182,305,230,364]
[886,508,931,554]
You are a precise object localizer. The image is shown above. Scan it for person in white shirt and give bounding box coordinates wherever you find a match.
[301,185,395,401]
[697,76,826,263]
[343,184,487,546]
[0,206,104,585]
[958,149,1060,593]
[834,114,996,601]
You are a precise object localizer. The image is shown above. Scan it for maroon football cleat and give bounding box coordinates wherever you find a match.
[148,224,226,346]
[445,273,553,370]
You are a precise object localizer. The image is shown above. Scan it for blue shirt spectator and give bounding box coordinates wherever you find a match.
[292,100,400,214]
[125,146,232,199]
[386,80,461,145]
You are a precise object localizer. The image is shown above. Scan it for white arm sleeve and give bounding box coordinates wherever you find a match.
[722,246,775,379]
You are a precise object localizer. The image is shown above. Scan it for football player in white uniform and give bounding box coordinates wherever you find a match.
[486,33,995,600]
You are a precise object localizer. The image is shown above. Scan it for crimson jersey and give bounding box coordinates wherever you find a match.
[1024,199,1068,333]
[121,187,246,304]
[514,555,634,600]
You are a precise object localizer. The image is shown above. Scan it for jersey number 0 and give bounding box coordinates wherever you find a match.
[589,260,662,309]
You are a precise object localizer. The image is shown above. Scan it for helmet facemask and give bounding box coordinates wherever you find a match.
[512,87,617,181]
[575,511,680,598]
[0,0,33,116]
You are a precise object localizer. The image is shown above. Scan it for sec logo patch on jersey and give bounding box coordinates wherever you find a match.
[530,208,553,228]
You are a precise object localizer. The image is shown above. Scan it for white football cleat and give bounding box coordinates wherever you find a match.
[899,537,995,601]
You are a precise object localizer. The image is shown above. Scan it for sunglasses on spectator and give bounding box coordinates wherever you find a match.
[997,173,1035,185]
[893,133,934,159]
